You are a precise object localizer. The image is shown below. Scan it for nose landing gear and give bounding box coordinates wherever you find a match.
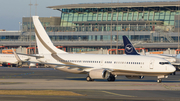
[157,79,162,83]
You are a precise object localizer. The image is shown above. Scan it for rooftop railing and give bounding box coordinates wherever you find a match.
[23,24,174,32]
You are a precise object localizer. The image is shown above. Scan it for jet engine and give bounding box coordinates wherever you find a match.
[89,69,110,79]
[29,63,36,67]
[126,76,144,79]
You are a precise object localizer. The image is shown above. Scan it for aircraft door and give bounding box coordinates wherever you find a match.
[100,60,103,67]
[149,59,154,69]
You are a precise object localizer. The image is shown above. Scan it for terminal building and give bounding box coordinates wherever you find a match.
[1,1,180,54]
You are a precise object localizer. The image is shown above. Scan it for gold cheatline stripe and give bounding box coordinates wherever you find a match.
[113,69,172,75]
[35,27,80,66]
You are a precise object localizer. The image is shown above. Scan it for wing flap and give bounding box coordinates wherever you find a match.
[16,53,44,58]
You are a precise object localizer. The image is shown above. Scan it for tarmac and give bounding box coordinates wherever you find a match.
[0,67,180,101]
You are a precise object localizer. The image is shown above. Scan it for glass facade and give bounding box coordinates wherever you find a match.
[60,7,179,27]
[32,7,177,33]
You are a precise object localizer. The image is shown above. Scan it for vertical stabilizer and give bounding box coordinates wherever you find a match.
[123,36,139,55]
[32,16,67,54]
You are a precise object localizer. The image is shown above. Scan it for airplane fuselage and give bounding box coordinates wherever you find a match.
[39,53,175,76]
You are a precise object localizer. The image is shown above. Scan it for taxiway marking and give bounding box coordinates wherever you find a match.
[102,91,136,97]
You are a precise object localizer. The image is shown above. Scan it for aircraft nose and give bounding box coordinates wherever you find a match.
[169,65,176,72]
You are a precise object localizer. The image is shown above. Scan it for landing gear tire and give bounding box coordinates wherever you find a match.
[173,72,176,75]
[86,76,94,82]
[107,75,115,82]
[157,79,162,83]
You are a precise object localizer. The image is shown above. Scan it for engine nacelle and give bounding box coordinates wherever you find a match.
[29,63,36,67]
[126,76,144,79]
[89,69,110,79]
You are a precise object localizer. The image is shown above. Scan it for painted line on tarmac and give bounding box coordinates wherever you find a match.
[101,91,136,97]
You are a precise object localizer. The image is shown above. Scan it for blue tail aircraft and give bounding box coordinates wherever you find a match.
[123,35,140,55]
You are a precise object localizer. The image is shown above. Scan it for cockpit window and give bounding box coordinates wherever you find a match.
[159,62,170,65]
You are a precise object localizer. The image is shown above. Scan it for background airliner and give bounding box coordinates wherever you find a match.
[32,16,175,83]
[0,50,42,68]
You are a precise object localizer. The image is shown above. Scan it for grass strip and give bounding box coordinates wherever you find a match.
[0,90,82,96]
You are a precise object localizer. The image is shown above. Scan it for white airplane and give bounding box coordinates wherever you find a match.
[0,50,42,67]
[31,16,176,83]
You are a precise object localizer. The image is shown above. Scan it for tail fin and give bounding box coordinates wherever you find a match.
[123,35,139,55]
[32,16,67,54]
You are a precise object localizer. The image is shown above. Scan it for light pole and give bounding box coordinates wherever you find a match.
[19,22,21,32]
[178,1,180,53]
[29,0,33,54]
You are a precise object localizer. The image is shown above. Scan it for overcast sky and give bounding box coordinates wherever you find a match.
[0,0,177,30]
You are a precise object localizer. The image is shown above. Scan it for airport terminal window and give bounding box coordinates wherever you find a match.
[148,11,154,21]
[97,35,101,41]
[144,11,149,21]
[92,13,97,21]
[118,12,123,21]
[78,14,83,21]
[170,21,174,26]
[73,13,78,22]
[83,13,88,22]
[87,13,92,21]
[176,11,180,15]
[160,11,165,21]
[102,12,107,21]
[164,21,169,26]
[128,12,132,21]
[165,13,170,20]
[133,12,138,21]
[98,12,102,21]
[138,12,143,21]
[63,13,68,22]
[123,13,127,21]
[113,12,117,21]
[107,13,112,21]
[170,12,175,21]
[154,12,159,21]
[68,13,73,22]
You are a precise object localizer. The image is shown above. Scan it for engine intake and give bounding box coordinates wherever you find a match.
[89,69,110,79]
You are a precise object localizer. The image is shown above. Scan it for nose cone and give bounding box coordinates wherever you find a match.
[169,65,176,72]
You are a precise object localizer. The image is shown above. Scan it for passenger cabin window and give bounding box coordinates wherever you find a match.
[159,62,170,65]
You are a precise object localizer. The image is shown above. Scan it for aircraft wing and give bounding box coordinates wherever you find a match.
[171,63,180,66]
[16,53,44,58]
[23,61,93,69]
[159,54,176,58]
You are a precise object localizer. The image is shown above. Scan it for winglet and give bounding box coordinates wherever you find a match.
[123,36,139,55]
[12,48,22,62]
[32,16,67,54]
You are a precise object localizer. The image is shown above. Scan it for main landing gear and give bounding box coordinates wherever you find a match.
[107,74,116,81]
